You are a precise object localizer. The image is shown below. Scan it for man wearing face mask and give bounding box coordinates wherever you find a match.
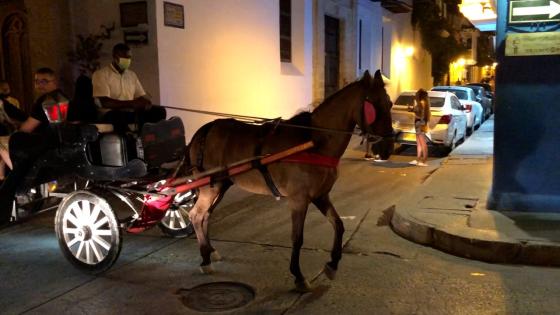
[92,43,166,132]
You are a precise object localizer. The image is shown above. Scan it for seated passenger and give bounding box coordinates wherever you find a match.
[0,94,28,180]
[92,43,166,133]
[0,67,68,225]
[0,80,22,110]
[67,75,97,123]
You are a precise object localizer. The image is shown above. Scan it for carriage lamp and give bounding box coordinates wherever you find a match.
[42,100,69,123]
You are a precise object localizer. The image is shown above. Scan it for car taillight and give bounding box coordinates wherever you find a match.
[438,115,452,124]
[464,104,472,113]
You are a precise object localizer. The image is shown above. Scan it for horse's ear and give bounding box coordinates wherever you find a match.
[361,70,373,88]
[373,69,385,88]
[363,70,371,80]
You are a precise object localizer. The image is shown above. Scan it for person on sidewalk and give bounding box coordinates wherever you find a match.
[0,67,68,225]
[409,89,430,167]
[92,43,166,133]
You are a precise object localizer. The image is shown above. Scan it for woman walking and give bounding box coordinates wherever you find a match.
[409,89,430,166]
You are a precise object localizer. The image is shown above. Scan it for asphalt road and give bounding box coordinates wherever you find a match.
[1,136,560,314]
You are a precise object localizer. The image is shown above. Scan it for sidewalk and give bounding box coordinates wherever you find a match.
[391,116,560,266]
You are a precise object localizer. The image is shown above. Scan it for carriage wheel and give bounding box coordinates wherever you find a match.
[158,189,197,238]
[54,190,122,274]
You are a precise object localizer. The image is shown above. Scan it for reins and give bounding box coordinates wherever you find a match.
[161,105,385,143]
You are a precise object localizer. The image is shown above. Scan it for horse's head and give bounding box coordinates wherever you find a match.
[358,70,394,159]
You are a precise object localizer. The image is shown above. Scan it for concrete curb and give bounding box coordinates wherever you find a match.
[391,206,560,266]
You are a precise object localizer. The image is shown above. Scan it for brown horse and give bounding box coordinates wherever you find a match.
[186,70,393,291]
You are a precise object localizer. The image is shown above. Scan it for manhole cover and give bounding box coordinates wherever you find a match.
[178,282,255,312]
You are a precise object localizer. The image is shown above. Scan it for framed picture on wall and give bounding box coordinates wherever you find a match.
[164,2,184,29]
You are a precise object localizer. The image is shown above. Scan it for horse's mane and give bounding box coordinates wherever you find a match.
[321,80,360,105]
[285,111,312,126]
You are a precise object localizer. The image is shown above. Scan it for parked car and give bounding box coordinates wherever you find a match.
[392,90,468,152]
[466,83,494,114]
[463,85,492,118]
[431,86,483,134]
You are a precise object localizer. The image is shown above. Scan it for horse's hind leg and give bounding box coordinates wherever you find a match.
[201,182,231,263]
[189,186,221,274]
[288,198,312,292]
[312,194,345,280]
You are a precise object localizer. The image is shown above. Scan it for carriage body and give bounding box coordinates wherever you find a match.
[8,115,197,273]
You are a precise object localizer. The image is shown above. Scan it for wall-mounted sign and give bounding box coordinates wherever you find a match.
[120,1,148,27]
[509,0,560,24]
[505,32,560,56]
[164,2,184,29]
[124,30,149,45]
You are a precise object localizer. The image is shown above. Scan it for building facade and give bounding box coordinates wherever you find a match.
[0,0,433,139]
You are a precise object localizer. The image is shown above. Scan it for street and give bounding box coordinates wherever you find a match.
[1,135,560,315]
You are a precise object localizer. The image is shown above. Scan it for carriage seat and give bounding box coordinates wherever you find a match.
[92,123,138,133]
[86,117,185,169]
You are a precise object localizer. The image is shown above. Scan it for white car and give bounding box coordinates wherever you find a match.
[391,90,468,151]
[431,86,483,134]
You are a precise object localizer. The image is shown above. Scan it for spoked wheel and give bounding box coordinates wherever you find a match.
[54,190,122,274]
[158,189,197,238]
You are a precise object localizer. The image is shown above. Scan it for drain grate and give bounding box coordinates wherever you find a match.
[178,281,255,312]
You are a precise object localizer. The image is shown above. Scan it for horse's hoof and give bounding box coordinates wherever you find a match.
[211,250,222,261]
[294,279,313,293]
[199,264,214,274]
[323,264,337,280]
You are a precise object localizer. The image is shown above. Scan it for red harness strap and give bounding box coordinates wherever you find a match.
[280,152,339,168]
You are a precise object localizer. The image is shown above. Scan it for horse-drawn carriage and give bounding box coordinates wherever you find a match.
[7,70,394,292]
[9,103,198,272]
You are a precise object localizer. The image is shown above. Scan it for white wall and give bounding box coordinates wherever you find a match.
[155,0,313,140]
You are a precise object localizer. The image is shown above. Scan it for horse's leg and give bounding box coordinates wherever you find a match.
[288,198,312,292]
[312,194,345,280]
[201,183,232,263]
[189,187,220,274]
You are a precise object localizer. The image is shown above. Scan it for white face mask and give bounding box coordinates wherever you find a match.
[118,57,132,71]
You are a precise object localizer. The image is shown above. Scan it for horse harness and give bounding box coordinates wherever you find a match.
[193,120,340,199]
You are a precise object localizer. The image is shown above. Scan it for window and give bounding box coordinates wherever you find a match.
[428,97,445,108]
[432,89,468,100]
[279,0,291,62]
[450,96,462,109]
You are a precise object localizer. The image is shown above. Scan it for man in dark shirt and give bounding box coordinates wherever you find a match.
[0,67,67,225]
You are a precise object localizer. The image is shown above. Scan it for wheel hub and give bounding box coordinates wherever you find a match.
[77,226,92,241]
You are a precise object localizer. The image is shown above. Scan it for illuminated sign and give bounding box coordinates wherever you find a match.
[505,32,560,56]
[509,0,560,24]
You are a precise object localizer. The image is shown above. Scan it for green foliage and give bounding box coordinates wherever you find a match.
[411,0,467,83]
[68,23,115,76]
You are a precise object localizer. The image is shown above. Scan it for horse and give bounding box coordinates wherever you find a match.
[186,70,393,291]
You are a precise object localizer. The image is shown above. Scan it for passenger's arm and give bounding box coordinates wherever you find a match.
[97,96,151,111]
[19,117,42,133]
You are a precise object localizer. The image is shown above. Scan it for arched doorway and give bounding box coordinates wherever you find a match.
[1,11,32,112]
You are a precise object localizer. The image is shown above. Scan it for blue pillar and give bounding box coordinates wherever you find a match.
[488,0,560,211]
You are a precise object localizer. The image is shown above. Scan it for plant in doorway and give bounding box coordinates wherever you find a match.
[68,23,115,76]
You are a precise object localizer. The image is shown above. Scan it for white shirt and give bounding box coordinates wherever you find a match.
[92,64,146,110]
